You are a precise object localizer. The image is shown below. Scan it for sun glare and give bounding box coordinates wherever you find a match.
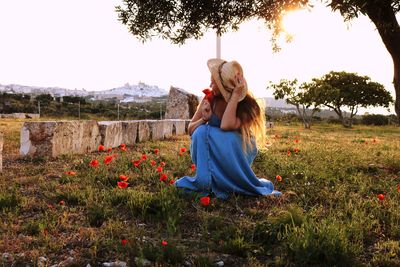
[281,9,311,36]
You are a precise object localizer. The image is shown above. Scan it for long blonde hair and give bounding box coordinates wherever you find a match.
[236,92,266,152]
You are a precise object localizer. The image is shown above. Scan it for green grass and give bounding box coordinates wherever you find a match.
[0,121,399,266]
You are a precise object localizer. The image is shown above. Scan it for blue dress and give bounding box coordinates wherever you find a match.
[175,114,281,199]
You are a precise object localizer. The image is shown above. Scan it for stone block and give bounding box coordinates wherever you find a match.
[137,120,150,142]
[165,86,200,119]
[147,120,165,141]
[163,119,187,137]
[20,121,101,157]
[98,121,124,148]
[121,121,139,146]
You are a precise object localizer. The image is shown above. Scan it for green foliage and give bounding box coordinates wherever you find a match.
[362,114,389,125]
[311,71,393,127]
[0,191,20,211]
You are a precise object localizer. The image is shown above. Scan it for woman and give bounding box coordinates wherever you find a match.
[175,59,281,199]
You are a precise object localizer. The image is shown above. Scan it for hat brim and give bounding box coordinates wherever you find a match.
[207,59,247,102]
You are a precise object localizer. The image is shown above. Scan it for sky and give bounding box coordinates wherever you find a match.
[0,0,398,114]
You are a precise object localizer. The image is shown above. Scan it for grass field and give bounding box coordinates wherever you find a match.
[0,119,399,266]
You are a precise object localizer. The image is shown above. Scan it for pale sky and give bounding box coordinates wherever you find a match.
[0,0,397,114]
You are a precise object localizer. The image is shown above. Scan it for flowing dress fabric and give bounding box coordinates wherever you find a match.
[175,114,281,199]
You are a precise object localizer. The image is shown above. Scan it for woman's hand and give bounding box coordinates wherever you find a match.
[201,99,212,122]
[231,74,247,100]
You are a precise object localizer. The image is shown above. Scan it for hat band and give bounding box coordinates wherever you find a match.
[218,61,235,92]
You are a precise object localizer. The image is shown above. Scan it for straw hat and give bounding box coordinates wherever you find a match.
[207,58,248,102]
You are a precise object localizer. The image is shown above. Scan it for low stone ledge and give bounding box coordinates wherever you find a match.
[163,119,188,138]
[0,132,3,172]
[1,113,40,119]
[121,121,139,145]
[20,121,101,157]
[99,121,124,148]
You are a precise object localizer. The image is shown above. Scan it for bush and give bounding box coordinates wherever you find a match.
[362,114,389,126]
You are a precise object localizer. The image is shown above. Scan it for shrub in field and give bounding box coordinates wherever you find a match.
[285,219,359,266]
[362,114,389,126]
[0,191,20,211]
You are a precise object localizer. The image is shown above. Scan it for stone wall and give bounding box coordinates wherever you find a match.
[20,119,191,158]
[1,113,40,119]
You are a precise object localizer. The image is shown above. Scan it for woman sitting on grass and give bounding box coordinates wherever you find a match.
[175,58,281,199]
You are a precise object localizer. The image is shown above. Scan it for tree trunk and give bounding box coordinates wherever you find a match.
[365,2,400,124]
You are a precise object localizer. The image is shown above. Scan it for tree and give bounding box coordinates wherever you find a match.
[116,0,400,123]
[311,71,393,127]
[269,79,322,129]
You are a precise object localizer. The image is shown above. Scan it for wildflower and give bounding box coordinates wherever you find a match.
[59,200,65,206]
[90,159,99,167]
[120,143,126,149]
[120,146,127,152]
[47,203,55,210]
[180,147,187,153]
[160,162,166,167]
[169,179,175,185]
[397,184,400,193]
[294,139,300,144]
[117,181,129,189]
[377,194,385,201]
[365,141,369,145]
[104,155,113,165]
[156,166,163,173]
[294,148,300,153]
[276,175,282,182]
[65,171,76,176]
[107,147,112,153]
[119,175,128,182]
[161,240,168,246]
[150,160,157,166]
[191,163,196,172]
[121,239,128,246]
[200,196,210,206]
[98,145,106,152]
[132,160,141,167]
[141,154,147,160]
[179,152,184,157]
[160,173,168,182]
[154,148,160,154]
[202,88,213,101]
[287,151,292,156]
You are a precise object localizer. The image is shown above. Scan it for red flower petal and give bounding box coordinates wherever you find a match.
[276,175,282,182]
[161,240,168,246]
[156,166,163,173]
[132,160,141,167]
[150,160,157,166]
[90,159,99,167]
[169,179,175,185]
[191,163,196,172]
[98,145,106,152]
[117,181,129,189]
[397,184,400,193]
[104,155,113,165]
[154,148,160,154]
[160,162,166,167]
[119,175,128,181]
[160,173,168,182]
[121,239,128,246]
[200,196,210,206]
[377,194,385,201]
[141,154,147,160]
[180,147,187,153]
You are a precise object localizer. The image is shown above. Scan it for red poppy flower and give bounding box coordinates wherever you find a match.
[65,171,76,176]
[276,175,282,182]
[180,147,187,153]
[117,181,129,189]
[160,162,166,167]
[179,152,183,157]
[294,148,300,153]
[156,166,163,173]
[90,159,99,167]
[202,88,213,101]
[154,148,160,154]
[169,179,175,185]
[120,143,126,149]
[150,160,157,166]
[59,200,65,206]
[107,148,112,153]
[47,203,55,210]
[104,155,113,165]
[200,196,210,206]
[397,184,400,193]
[121,239,128,246]
[98,145,106,152]
[161,240,168,246]
[132,160,141,167]
[191,163,196,172]
[377,194,385,201]
[120,146,127,152]
[160,173,168,182]
[365,141,369,145]
[141,154,147,160]
[294,139,300,144]
[287,151,292,156]
[119,175,128,182]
